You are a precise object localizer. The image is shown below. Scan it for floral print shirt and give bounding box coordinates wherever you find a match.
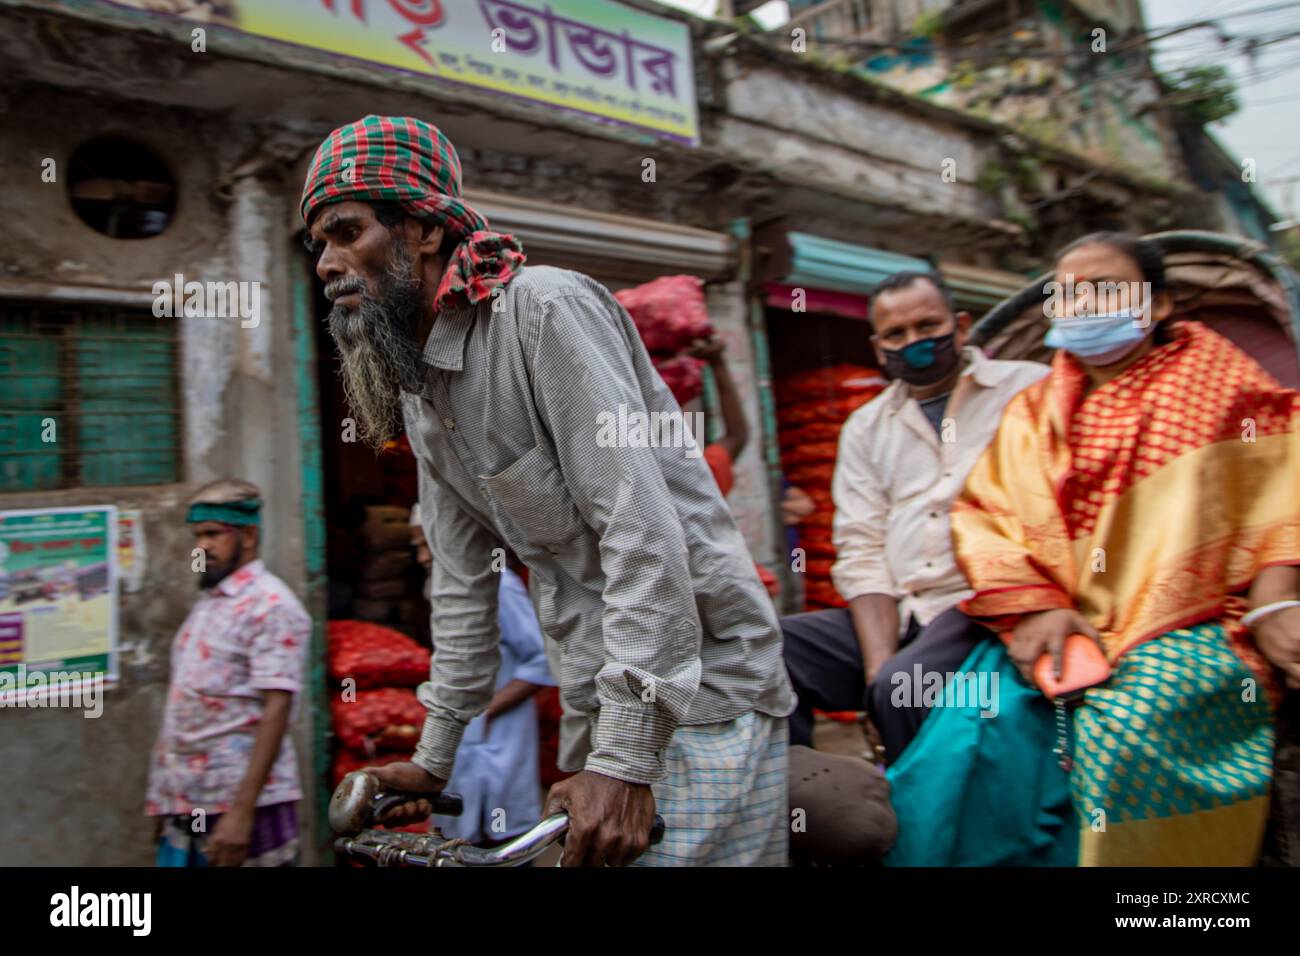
[146,560,311,816]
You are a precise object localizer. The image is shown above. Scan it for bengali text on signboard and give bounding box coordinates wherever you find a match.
[104,0,699,145]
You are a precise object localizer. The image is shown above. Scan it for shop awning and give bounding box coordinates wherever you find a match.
[760,231,929,297]
[761,283,871,321]
[463,189,736,286]
[937,260,1032,314]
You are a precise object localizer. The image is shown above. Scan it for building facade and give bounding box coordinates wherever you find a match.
[0,0,1233,864]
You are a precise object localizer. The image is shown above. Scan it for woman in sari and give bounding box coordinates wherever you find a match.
[951,232,1300,866]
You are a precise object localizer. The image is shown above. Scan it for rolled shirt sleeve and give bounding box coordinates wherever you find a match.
[411,459,504,782]
[830,412,898,602]
[524,282,704,784]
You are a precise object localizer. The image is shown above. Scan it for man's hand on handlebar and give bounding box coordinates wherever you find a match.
[544,770,656,867]
[365,761,446,827]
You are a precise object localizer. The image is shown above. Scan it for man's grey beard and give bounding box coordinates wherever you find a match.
[327,242,427,449]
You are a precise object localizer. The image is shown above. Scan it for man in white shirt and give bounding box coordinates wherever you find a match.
[781,271,1047,761]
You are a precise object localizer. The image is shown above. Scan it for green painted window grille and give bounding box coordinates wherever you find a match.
[0,302,181,490]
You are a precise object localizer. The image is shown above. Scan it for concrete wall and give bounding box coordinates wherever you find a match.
[704,281,777,571]
[0,85,316,865]
[858,2,1180,184]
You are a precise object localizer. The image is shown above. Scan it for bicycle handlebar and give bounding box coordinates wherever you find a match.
[329,771,666,867]
[335,812,666,867]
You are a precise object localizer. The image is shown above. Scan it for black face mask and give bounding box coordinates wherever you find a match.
[881,331,960,386]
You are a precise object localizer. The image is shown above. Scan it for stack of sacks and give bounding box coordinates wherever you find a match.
[535,686,576,789]
[327,620,430,788]
[776,365,886,611]
[614,275,713,406]
[351,505,416,628]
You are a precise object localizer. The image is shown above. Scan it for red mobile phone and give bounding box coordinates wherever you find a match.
[1033,633,1111,699]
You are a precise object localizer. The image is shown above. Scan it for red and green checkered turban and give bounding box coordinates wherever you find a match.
[301,115,525,311]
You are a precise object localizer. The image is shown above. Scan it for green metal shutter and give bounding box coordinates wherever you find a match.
[77,313,179,486]
[0,303,180,491]
[0,314,63,491]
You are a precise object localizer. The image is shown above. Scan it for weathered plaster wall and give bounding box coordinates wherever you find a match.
[704,281,776,570]
[0,85,316,865]
[859,2,1180,183]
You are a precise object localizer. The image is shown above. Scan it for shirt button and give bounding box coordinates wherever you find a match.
[443,418,455,431]
[930,512,939,518]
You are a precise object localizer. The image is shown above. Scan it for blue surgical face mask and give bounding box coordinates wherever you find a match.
[1044,307,1155,366]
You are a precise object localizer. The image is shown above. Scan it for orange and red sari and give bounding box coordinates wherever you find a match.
[952,321,1300,865]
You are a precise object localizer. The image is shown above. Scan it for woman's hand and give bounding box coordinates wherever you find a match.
[1253,606,1300,689]
[1008,608,1102,688]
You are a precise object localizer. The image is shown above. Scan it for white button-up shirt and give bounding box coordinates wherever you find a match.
[830,347,1048,629]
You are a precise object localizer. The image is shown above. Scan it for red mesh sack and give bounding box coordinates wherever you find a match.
[780,421,843,449]
[328,620,429,690]
[786,462,837,488]
[834,392,877,417]
[803,581,847,609]
[805,489,835,513]
[798,528,836,559]
[782,440,840,466]
[776,365,884,405]
[779,400,839,428]
[780,394,872,427]
[614,275,713,353]
[331,687,426,754]
[652,353,705,406]
[331,750,411,788]
[804,558,836,580]
[537,687,576,788]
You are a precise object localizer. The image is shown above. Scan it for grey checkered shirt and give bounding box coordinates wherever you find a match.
[402,265,794,786]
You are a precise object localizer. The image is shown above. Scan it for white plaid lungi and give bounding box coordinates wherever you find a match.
[633,711,789,867]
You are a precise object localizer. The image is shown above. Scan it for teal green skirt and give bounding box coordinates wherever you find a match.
[884,639,1078,867]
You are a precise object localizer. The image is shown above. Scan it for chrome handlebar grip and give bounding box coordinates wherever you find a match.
[441,813,571,867]
[336,810,664,867]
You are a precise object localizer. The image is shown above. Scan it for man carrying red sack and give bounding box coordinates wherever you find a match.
[687,333,782,598]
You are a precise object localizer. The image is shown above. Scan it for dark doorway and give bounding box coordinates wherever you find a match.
[310,263,428,645]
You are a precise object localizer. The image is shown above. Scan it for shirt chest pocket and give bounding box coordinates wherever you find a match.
[481,443,588,554]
